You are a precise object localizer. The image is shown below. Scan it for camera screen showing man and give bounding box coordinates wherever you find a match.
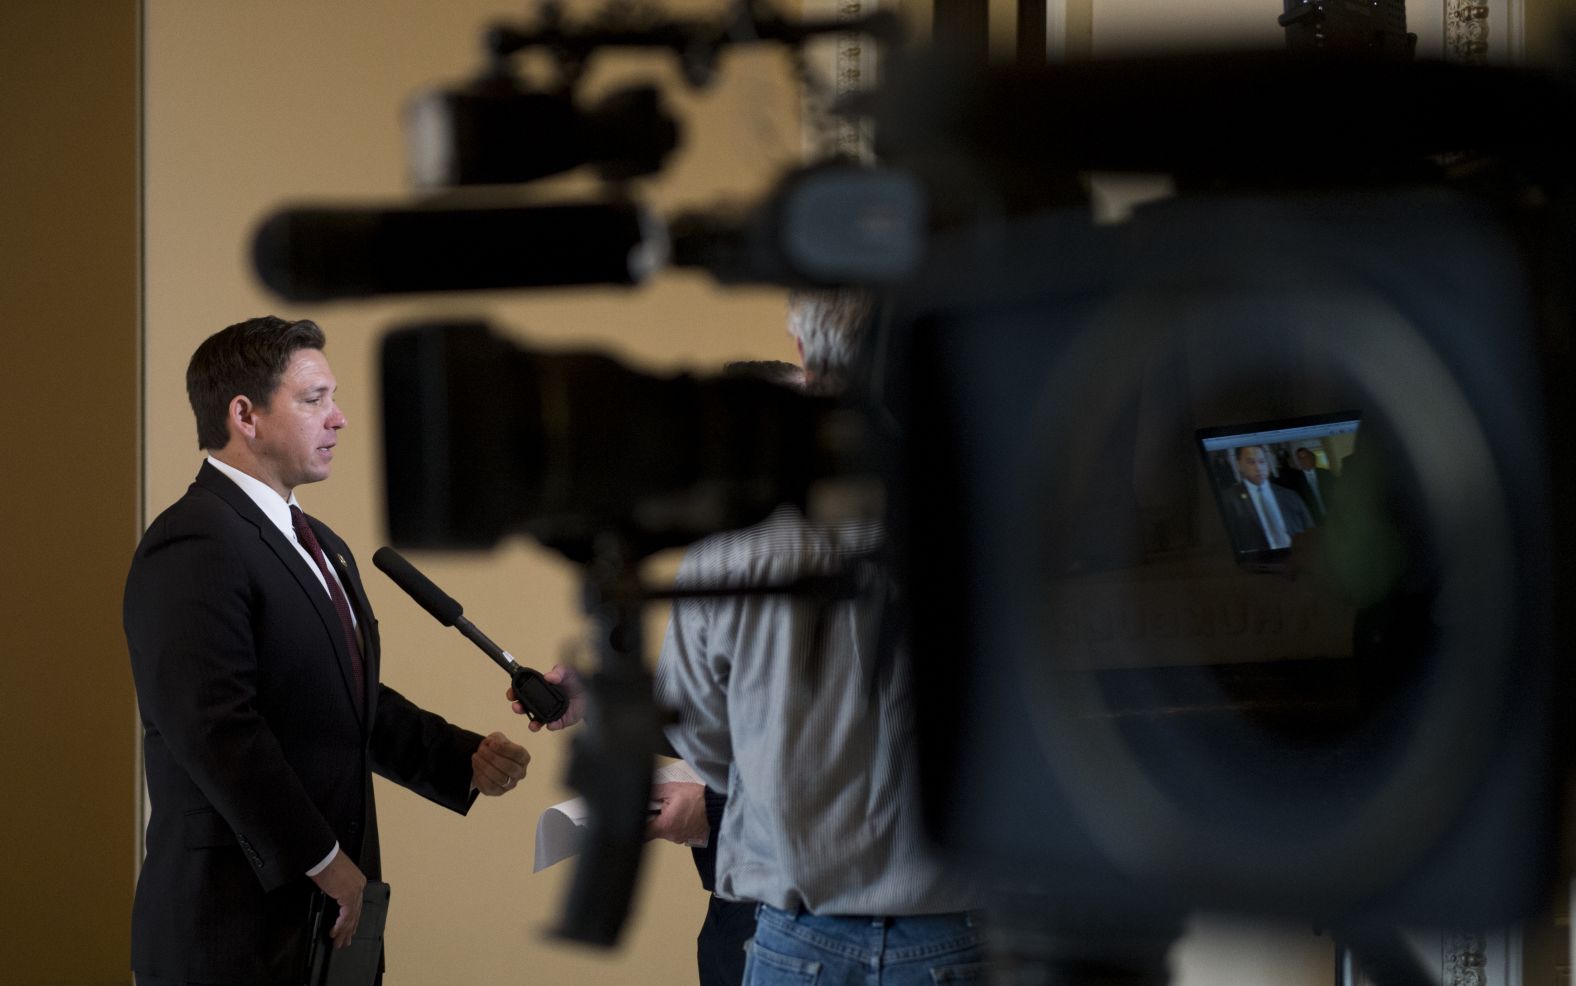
[1198,411,1359,565]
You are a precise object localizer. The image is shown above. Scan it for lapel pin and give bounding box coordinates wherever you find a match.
[337,553,348,568]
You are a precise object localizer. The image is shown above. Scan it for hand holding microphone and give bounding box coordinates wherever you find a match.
[510,663,586,732]
[372,547,571,725]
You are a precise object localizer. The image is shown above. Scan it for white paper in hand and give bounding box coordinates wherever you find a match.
[531,760,706,872]
[532,796,592,873]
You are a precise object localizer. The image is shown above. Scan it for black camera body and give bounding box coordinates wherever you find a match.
[891,182,1569,929]
[256,1,1576,950]
[380,319,844,562]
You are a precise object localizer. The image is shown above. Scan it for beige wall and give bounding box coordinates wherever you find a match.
[0,3,140,984]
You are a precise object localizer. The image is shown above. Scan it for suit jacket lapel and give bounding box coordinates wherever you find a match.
[196,463,368,728]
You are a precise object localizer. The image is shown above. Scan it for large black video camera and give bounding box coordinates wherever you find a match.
[253,0,1576,969]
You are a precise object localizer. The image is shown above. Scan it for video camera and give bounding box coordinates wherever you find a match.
[253,0,1576,976]
[252,0,923,299]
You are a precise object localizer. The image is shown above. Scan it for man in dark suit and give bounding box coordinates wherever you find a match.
[125,316,535,986]
[1275,446,1338,524]
[1220,443,1314,552]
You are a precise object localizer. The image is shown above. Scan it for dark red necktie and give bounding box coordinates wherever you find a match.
[290,505,365,708]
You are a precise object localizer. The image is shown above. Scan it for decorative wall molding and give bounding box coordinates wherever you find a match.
[1446,929,1490,986]
[1416,5,1527,985]
[801,0,882,161]
[1419,0,1523,63]
[1445,0,1493,64]
[831,0,879,161]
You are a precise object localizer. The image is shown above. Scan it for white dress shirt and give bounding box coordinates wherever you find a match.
[1246,479,1291,549]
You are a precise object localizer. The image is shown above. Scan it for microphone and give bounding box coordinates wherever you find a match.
[372,547,569,724]
[252,200,660,301]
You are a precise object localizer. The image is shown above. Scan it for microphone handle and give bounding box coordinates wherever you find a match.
[454,615,515,675]
[510,667,571,725]
[455,616,569,723]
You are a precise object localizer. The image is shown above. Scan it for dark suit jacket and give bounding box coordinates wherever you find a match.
[1275,466,1337,523]
[1219,479,1314,552]
[125,463,483,985]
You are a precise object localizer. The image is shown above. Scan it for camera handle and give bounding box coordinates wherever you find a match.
[553,532,665,947]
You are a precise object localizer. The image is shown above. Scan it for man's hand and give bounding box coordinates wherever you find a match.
[471,731,530,796]
[510,663,587,732]
[646,781,709,846]
[310,851,367,950]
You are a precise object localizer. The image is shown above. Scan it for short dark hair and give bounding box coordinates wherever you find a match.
[1235,444,1265,463]
[186,316,326,450]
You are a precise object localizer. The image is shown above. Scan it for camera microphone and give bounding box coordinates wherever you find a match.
[252,200,660,301]
[371,546,569,724]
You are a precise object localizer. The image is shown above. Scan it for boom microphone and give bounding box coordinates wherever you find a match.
[372,546,569,724]
[252,200,658,301]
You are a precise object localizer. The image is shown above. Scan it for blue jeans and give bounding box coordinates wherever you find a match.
[743,905,989,986]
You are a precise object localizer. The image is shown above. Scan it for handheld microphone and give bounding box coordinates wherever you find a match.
[252,201,657,301]
[371,546,570,724]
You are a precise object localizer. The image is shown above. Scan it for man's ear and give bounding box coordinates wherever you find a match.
[229,395,258,440]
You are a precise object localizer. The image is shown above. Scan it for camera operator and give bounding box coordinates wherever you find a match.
[645,357,804,986]
[655,290,988,986]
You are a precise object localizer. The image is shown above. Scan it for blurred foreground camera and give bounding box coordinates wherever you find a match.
[255,0,1576,969]
[894,183,1567,932]
[253,163,925,300]
[380,319,868,560]
[406,75,679,188]
[872,53,1576,963]
[251,0,917,303]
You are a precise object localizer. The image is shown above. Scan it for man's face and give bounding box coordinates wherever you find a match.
[1237,446,1269,486]
[1296,448,1316,470]
[249,348,345,495]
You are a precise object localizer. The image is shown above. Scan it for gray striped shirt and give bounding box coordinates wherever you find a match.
[655,506,981,915]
